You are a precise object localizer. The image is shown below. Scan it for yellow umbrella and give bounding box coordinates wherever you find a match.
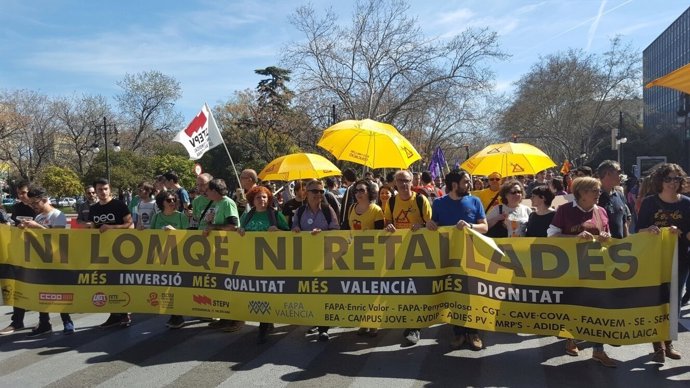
[258,153,341,182]
[645,62,690,94]
[317,119,421,169]
[461,142,556,177]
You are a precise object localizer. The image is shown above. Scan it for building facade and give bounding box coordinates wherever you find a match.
[643,6,690,169]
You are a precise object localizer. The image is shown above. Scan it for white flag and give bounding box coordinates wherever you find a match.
[173,103,224,160]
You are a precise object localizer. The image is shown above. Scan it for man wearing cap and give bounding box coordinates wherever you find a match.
[472,172,502,214]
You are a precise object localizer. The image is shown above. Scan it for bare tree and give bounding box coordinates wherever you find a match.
[115,70,183,152]
[283,0,506,159]
[0,90,57,180]
[497,37,641,164]
[53,93,112,176]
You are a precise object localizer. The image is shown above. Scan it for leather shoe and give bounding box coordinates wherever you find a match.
[651,348,665,363]
[565,339,579,356]
[592,350,617,368]
[467,333,483,351]
[665,342,681,360]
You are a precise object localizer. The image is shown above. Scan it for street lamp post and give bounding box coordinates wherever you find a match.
[92,116,121,183]
[678,93,690,172]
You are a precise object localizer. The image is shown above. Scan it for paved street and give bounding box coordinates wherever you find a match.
[0,305,689,387]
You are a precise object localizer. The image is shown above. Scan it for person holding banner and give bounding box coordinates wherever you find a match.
[237,185,290,344]
[292,179,340,341]
[0,181,36,335]
[346,179,385,337]
[384,170,432,346]
[148,190,190,329]
[547,176,617,368]
[486,180,532,238]
[637,163,688,363]
[524,185,555,237]
[88,178,135,329]
[426,169,488,351]
[202,178,243,332]
[18,185,75,337]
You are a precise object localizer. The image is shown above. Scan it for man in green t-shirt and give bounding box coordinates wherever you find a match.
[189,173,213,230]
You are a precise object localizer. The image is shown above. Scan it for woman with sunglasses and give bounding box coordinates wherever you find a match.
[148,191,189,329]
[637,163,690,363]
[237,185,289,344]
[150,190,189,231]
[346,179,385,336]
[486,180,532,237]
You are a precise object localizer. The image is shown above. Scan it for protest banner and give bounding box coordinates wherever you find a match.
[0,225,677,345]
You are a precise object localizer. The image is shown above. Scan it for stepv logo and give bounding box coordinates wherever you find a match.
[193,294,212,306]
[248,301,271,315]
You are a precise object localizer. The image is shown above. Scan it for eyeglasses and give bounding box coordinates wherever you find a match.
[86,191,96,195]
[663,176,683,183]
[509,190,522,195]
[308,189,325,194]
[354,188,367,194]
[165,198,177,203]
[489,178,501,182]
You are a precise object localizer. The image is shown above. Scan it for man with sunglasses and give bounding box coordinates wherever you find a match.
[597,160,631,239]
[76,185,98,226]
[384,170,432,346]
[472,172,502,214]
[292,179,339,341]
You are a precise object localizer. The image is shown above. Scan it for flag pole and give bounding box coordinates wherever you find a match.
[206,103,241,187]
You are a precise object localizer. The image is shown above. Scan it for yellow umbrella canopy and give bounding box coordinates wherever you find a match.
[460,142,556,177]
[258,153,341,182]
[317,119,421,169]
[645,62,690,94]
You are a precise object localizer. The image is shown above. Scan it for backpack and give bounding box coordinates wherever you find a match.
[296,203,334,226]
[419,186,439,200]
[388,193,427,223]
[243,207,277,228]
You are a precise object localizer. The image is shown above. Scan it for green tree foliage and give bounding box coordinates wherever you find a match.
[211,66,317,187]
[38,165,83,197]
[149,154,196,189]
[115,70,183,152]
[83,150,150,190]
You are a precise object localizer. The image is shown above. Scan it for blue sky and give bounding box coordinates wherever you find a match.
[1,0,688,122]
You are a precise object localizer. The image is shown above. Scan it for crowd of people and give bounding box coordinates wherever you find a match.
[0,160,688,368]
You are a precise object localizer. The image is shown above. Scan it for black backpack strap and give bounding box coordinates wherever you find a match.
[243,208,256,226]
[415,193,426,223]
[486,192,500,213]
[296,205,306,227]
[321,203,333,225]
[267,208,277,227]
